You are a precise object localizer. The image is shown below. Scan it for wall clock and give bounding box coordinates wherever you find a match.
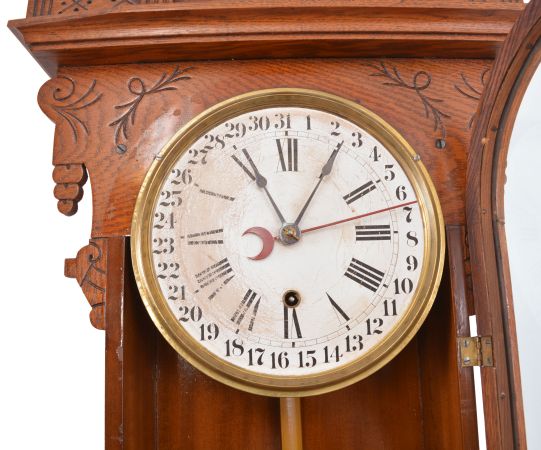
[132,88,445,396]
[9,0,534,448]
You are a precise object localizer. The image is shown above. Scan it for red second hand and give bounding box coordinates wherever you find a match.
[300,200,418,235]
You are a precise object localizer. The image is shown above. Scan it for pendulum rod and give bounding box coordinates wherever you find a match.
[280,397,303,450]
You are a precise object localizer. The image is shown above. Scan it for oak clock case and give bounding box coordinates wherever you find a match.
[131,89,445,396]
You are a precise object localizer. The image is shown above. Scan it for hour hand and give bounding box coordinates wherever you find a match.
[319,141,343,179]
[294,141,343,226]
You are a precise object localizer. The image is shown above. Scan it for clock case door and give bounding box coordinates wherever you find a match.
[468,0,541,448]
[8,1,532,449]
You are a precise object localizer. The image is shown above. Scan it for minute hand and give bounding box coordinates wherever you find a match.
[301,200,418,235]
[241,148,287,224]
[294,141,343,226]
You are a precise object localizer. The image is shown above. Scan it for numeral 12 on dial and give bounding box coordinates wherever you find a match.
[276,137,299,172]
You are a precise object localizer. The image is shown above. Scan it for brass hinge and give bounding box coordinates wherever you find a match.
[459,336,494,367]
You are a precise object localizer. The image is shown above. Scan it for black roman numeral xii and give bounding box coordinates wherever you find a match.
[276,138,298,171]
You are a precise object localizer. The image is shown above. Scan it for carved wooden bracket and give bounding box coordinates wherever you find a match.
[65,239,107,330]
[52,163,88,216]
[38,76,101,216]
[37,69,192,224]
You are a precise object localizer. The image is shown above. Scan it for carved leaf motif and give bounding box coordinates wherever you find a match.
[454,68,491,129]
[65,239,107,330]
[364,61,450,143]
[109,66,192,146]
[48,76,102,143]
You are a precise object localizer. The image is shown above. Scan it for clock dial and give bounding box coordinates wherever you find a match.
[132,89,444,396]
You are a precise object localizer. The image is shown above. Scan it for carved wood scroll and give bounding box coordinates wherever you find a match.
[38,76,101,215]
[65,239,108,330]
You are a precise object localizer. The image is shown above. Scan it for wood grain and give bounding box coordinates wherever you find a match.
[416,225,479,450]
[153,322,281,450]
[105,238,157,450]
[447,226,479,450]
[302,342,424,450]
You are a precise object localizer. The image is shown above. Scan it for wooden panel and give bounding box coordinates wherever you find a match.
[447,225,479,449]
[417,226,478,450]
[35,58,490,238]
[155,336,281,450]
[9,1,522,75]
[97,236,477,449]
[302,342,424,450]
[105,238,157,450]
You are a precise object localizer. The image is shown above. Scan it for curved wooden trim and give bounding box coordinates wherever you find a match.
[467,1,541,448]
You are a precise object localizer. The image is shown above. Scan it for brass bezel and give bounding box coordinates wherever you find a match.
[131,88,445,397]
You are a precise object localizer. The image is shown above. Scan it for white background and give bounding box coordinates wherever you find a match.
[1,2,539,449]
[1,4,103,450]
[505,67,541,449]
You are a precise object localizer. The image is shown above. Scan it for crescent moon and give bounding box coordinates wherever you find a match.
[242,226,275,260]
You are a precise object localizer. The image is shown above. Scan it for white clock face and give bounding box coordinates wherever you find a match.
[149,105,426,378]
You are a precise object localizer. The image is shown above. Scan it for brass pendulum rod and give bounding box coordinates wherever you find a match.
[280,397,303,450]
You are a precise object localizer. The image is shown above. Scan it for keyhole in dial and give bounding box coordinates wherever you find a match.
[283,290,302,308]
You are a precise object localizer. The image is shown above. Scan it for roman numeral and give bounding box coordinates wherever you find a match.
[194,258,235,300]
[230,289,261,332]
[345,258,384,292]
[327,293,350,326]
[355,225,391,241]
[276,138,298,171]
[284,306,302,339]
[183,228,224,245]
[231,147,256,180]
[343,181,376,205]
